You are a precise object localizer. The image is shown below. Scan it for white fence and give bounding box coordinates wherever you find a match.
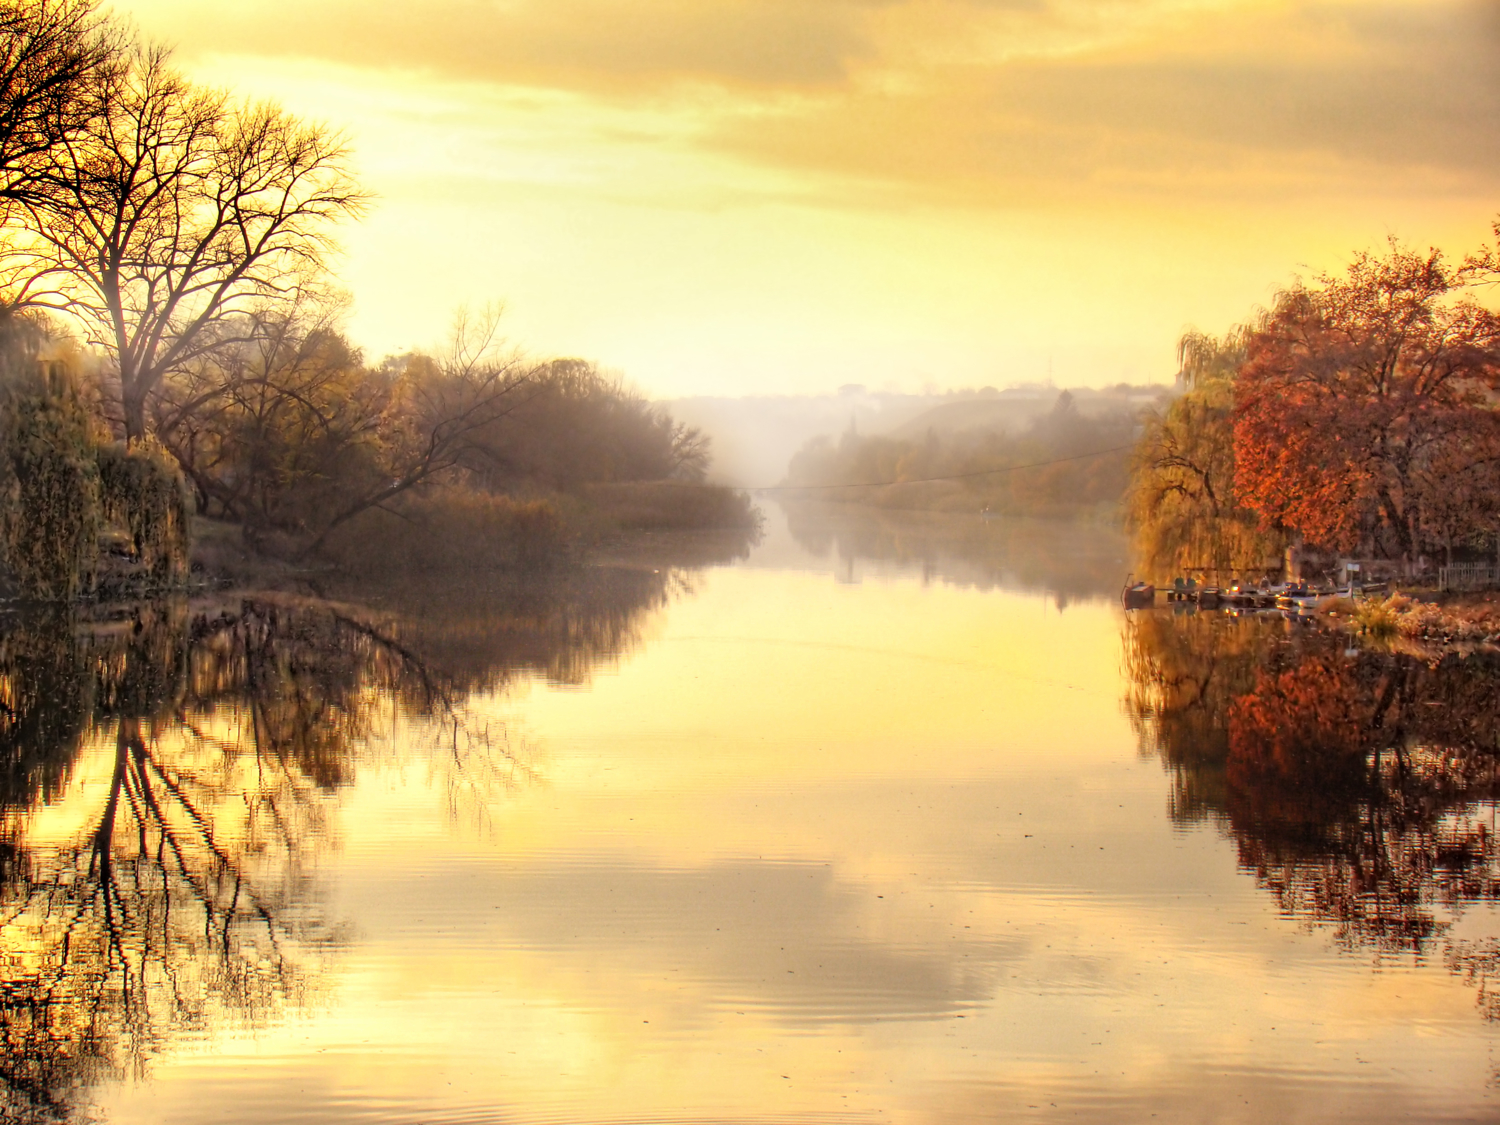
[1439,564,1500,592]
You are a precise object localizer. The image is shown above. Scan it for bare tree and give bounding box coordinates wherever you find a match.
[24,45,367,441]
[0,0,117,204]
[152,301,383,525]
[296,306,536,558]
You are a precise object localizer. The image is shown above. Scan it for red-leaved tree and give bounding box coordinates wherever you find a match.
[1234,241,1500,566]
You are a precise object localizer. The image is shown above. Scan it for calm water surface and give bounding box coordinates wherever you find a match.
[3,504,1499,1123]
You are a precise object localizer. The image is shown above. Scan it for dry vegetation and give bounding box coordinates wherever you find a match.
[0,1,755,601]
[1351,592,1500,646]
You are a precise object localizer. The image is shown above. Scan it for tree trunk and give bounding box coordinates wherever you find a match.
[122,384,146,444]
[1377,487,1412,561]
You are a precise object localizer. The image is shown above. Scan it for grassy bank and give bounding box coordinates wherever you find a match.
[1346,591,1500,646]
[188,482,761,589]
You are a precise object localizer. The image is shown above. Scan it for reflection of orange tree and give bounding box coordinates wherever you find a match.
[1125,612,1500,1017]
[1121,609,1279,821]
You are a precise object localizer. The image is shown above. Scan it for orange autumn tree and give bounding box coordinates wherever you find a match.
[1234,241,1500,568]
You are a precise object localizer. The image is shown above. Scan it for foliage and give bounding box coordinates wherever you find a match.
[781,391,1136,514]
[0,375,99,598]
[154,309,385,532]
[0,313,193,600]
[1126,331,1285,580]
[96,437,190,582]
[1234,240,1500,564]
[464,358,712,490]
[0,316,102,599]
[150,310,730,563]
[319,490,567,575]
[1344,593,1500,644]
[577,480,760,533]
[1352,596,1401,637]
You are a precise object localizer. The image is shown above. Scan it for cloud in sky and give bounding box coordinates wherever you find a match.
[115,0,1500,394]
[143,0,1500,201]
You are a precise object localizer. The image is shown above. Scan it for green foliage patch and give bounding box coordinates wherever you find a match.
[0,389,102,600]
[97,438,192,583]
[0,318,194,601]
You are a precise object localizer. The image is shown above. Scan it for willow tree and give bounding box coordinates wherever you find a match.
[1126,326,1285,580]
[0,316,99,598]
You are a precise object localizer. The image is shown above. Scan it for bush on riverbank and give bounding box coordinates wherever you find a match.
[1353,593,1500,645]
[317,491,568,576]
[230,481,760,582]
[0,319,193,601]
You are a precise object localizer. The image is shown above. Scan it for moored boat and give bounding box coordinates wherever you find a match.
[1275,581,1320,611]
[1121,578,1156,609]
[1225,582,1261,607]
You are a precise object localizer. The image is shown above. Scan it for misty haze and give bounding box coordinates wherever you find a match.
[1,3,1499,1125]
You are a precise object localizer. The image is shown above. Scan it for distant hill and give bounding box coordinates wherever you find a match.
[890,386,1172,440]
[662,384,1174,488]
[888,395,1052,439]
[661,390,940,488]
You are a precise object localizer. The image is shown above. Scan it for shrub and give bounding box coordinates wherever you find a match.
[1354,596,1400,637]
[319,491,567,575]
[0,390,102,600]
[97,439,193,582]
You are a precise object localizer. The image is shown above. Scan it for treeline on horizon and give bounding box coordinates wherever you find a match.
[779,389,1153,516]
[1129,233,1500,583]
[789,226,1500,581]
[0,0,753,602]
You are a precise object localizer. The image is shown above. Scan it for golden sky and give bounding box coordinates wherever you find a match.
[116,0,1500,395]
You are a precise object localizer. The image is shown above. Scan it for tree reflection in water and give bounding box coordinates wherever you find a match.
[0,557,703,1123]
[1125,611,1500,1018]
[780,500,1127,605]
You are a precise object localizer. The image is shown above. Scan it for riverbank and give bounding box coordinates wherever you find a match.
[185,483,761,591]
[1330,589,1500,649]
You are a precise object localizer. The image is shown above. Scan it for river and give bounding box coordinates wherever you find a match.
[2,502,1497,1123]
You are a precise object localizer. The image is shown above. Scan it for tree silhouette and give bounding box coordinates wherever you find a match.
[23,45,366,442]
[0,559,709,1120]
